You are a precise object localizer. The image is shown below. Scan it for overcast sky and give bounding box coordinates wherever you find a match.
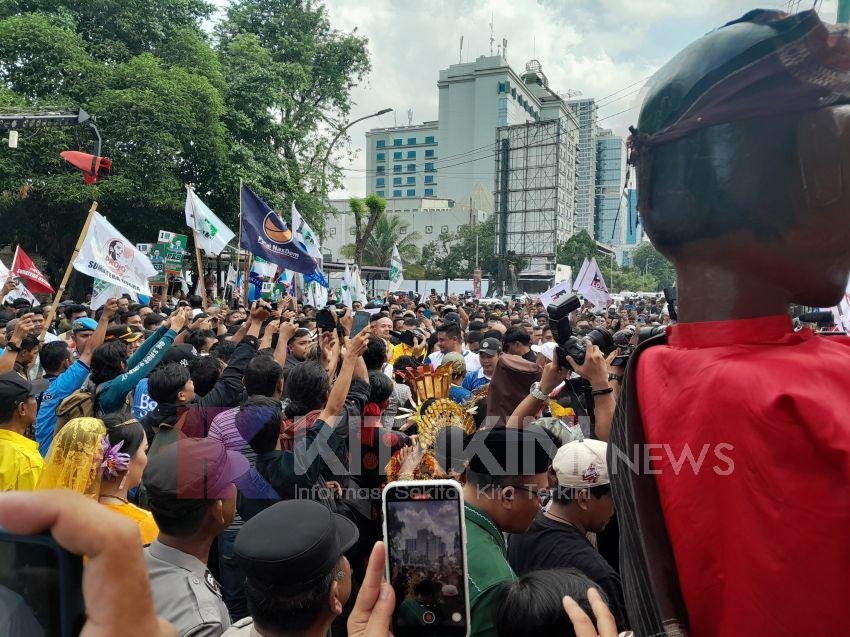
[215,1,840,198]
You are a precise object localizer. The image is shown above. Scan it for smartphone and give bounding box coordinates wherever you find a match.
[431,288,437,296]
[0,529,85,636]
[351,310,371,337]
[316,307,337,331]
[382,480,470,637]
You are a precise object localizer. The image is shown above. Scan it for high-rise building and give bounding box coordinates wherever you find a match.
[620,188,645,266]
[594,128,627,246]
[567,99,599,236]
[365,55,575,215]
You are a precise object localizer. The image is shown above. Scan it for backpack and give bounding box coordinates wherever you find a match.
[54,384,134,436]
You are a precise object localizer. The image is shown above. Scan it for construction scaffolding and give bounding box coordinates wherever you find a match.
[493,118,577,291]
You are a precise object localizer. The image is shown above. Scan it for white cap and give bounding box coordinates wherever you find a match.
[552,439,609,489]
[531,341,557,361]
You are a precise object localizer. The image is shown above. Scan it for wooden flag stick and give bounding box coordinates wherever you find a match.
[41,201,98,339]
[186,185,208,309]
[238,179,253,304]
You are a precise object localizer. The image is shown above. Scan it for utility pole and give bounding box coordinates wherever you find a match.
[840,0,850,24]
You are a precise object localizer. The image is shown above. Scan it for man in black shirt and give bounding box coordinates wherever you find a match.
[502,327,537,363]
[507,438,629,630]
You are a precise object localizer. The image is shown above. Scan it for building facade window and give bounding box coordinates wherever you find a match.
[393,138,402,146]
[424,162,434,171]
[376,140,385,148]
[424,175,434,184]
[376,152,385,161]
[407,163,416,172]
[425,225,433,234]
[406,189,416,197]
[393,177,402,185]
[393,151,402,160]
[406,176,415,184]
[329,227,336,236]
[424,188,434,196]
[376,190,385,197]
[377,166,385,174]
[441,225,449,233]
[407,137,416,145]
[376,177,385,186]
[407,151,416,159]
[400,227,407,234]
[393,164,402,172]
[425,149,434,158]
[425,136,435,144]
[393,189,402,197]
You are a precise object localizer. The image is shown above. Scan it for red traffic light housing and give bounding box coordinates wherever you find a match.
[60,151,112,184]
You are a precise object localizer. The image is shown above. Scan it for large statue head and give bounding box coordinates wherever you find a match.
[632,9,850,307]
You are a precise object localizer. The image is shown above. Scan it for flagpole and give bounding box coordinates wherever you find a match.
[41,202,98,339]
[239,179,253,303]
[186,185,208,309]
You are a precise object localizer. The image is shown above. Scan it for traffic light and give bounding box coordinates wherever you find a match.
[60,150,112,184]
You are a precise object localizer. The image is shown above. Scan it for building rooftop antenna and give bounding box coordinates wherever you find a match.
[459,35,464,64]
[490,14,495,55]
[502,37,508,60]
[407,108,413,125]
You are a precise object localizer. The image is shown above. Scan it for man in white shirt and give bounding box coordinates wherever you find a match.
[427,322,480,373]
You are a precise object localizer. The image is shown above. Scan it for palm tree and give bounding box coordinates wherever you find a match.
[341,213,421,267]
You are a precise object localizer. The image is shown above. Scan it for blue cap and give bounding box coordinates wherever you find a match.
[72,317,97,332]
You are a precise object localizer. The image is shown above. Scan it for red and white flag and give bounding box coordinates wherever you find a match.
[11,245,54,294]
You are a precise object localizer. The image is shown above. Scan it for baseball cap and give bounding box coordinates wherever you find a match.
[552,439,609,489]
[0,372,49,405]
[72,318,98,333]
[235,500,358,587]
[478,337,502,356]
[161,344,198,367]
[531,342,557,362]
[442,311,461,326]
[143,438,249,503]
[105,325,143,344]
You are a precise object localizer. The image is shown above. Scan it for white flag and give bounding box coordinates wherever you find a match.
[0,260,39,306]
[352,265,368,304]
[572,257,590,292]
[73,212,157,297]
[539,280,572,309]
[226,264,238,286]
[291,203,322,261]
[91,279,137,311]
[340,263,353,308]
[185,189,236,256]
[306,280,328,309]
[576,258,611,307]
[389,244,404,293]
[251,257,277,278]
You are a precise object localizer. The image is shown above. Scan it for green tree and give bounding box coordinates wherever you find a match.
[0,9,228,283]
[611,267,659,293]
[629,242,676,289]
[340,213,421,267]
[217,0,370,233]
[556,229,598,271]
[345,194,386,267]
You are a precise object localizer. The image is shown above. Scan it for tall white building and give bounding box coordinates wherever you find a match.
[567,98,599,236]
[364,55,575,214]
[594,128,627,248]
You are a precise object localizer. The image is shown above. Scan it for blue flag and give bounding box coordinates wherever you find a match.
[240,185,318,275]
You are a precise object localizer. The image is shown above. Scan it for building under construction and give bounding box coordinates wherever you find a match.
[493,115,578,290]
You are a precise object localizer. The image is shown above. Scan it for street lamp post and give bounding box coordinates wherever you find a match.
[644,258,654,277]
[320,108,393,197]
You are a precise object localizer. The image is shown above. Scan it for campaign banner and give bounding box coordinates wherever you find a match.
[73,212,157,296]
[540,280,573,309]
[158,231,187,274]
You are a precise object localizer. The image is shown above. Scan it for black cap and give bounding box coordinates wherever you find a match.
[234,500,359,587]
[0,372,49,406]
[160,344,198,368]
[478,337,502,356]
[467,426,553,477]
[442,311,461,326]
[143,438,249,504]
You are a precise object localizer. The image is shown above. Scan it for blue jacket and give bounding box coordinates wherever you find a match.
[463,369,490,392]
[36,360,91,456]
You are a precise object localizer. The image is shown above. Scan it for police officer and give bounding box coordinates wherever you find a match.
[222,499,359,636]
[143,438,249,637]
[462,427,553,637]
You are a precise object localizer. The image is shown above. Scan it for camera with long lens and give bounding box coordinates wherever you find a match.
[546,294,613,368]
[637,325,666,344]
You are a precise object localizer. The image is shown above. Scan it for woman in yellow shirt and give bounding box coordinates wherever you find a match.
[37,415,158,545]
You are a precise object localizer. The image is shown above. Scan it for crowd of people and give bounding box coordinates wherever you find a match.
[0,281,633,637]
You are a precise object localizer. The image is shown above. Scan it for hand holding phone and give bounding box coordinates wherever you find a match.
[382,480,470,636]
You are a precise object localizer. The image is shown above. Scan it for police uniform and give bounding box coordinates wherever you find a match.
[145,540,231,636]
[141,438,250,637]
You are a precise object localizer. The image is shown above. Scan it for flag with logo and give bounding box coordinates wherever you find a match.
[240,185,317,275]
[388,244,403,292]
[73,212,157,296]
[576,258,611,307]
[339,263,353,308]
[11,246,54,294]
[251,256,277,279]
[0,258,39,306]
[157,231,187,274]
[185,188,236,256]
[305,280,328,309]
[292,203,328,287]
[91,279,137,311]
